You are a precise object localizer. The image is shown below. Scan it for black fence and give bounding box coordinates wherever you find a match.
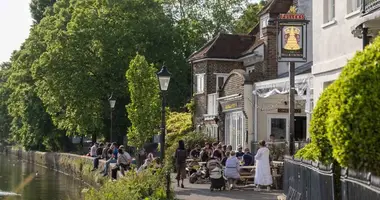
[284,156,335,200]
[341,168,380,200]
[284,156,380,200]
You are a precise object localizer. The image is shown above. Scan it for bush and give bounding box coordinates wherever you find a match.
[296,85,335,164]
[326,36,380,174]
[84,168,174,200]
[166,111,192,147]
[166,132,216,170]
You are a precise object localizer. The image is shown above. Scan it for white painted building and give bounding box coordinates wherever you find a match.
[312,0,380,101]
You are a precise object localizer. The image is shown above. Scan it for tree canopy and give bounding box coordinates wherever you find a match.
[0,0,265,150]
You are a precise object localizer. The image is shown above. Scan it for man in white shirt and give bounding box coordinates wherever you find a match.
[90,143,98,157]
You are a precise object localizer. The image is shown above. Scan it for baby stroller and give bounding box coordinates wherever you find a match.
[209,167,226,191]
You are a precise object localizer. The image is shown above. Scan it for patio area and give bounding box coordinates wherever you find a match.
[173,174,283,200]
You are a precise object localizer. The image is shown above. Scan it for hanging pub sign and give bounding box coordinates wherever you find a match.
[277,13,309,62]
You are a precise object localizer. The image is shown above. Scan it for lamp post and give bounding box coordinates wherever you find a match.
[109,95,116,143]
[156,64,171,198]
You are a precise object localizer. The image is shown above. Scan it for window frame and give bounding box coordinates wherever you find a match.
[324,0,335,23]
[215,73,228,90]
[195,73,205,94]
[347,0,361,13]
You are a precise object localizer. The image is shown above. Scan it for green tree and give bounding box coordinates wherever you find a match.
[233,1,266,34]
[126,54,161,148]
[0,62,12,143]
[30,0,56,23]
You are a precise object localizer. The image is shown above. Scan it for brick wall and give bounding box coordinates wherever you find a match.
[262,20,278,80]
[193,61,207,125]
[218,72,245,144]
[192,60,243,125]
[207,61,244,94]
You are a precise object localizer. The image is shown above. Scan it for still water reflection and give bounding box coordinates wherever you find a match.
[0,154,86,200]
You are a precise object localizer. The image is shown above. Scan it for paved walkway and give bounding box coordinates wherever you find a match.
[173,176,282,200]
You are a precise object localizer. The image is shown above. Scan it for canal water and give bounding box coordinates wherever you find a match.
[0,154,86,200]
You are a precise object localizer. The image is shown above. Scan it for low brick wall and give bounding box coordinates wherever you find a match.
[6,147,108,186]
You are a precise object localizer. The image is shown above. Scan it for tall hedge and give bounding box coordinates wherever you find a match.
[295,84,334,164]
[327,36,380,175]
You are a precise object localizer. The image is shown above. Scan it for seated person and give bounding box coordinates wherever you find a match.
[137,153,154,172]
[221,151,230,166]
[236,145,245,158]
[242,148,254,166]
[190,145,201,159]
[111,148,132,180]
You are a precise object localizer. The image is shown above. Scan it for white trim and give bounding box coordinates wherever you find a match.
[254,94,258,142]
[191,58,239,63]
[321,19,337,29]
[195,73,205,94]
[254,73,311,90]
[267,114,289,141]
[217,93,241,101]
[239,52,263,61]
[345,9,360,19]
[216,74,228,90]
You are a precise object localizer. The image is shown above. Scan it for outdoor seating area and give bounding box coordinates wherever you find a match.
[185,159,284,190]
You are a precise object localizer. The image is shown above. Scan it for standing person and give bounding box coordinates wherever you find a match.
[224,151,240,190]
[254,140,273,191]
[175,140,187,188]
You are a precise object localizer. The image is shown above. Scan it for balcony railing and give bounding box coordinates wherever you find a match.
[363,0,380,15]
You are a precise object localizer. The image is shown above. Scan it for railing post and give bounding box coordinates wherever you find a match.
[362,0,366,14]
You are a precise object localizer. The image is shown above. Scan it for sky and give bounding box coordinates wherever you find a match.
[0,0,33,63]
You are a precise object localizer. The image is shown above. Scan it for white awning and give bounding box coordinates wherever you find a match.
[253,73,312,99]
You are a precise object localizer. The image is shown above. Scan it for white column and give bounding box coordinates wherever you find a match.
[244,83,254,147]
[306,75,312,139]
[254,94,258,142]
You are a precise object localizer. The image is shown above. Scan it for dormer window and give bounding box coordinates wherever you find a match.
[260,14,270,38]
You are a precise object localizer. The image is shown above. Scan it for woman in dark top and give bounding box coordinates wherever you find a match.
[175,140,187,188]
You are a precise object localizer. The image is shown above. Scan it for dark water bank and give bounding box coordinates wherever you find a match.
[0,154,86,200]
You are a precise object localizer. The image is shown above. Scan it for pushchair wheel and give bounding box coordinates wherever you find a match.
[210,187,214,192]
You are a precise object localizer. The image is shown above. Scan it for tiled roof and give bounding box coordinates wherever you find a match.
[277,61,313,78]
[188,33,255,61]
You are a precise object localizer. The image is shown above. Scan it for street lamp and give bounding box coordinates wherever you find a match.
[156,64,171,198]
[109,95,116,143]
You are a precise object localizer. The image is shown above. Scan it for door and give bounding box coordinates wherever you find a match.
[224,111,245,150]
[294,116,307,141]
[267,115,289,141]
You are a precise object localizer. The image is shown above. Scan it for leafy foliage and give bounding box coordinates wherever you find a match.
[166,111,192,145]
[0,62,12,143]
[295,85,334,164]
[166,131,216,170]
[233,1,266,34]
[326,36,380,174]
[126,54,161,148]
[84,169,174,200]
[30,0,56,23]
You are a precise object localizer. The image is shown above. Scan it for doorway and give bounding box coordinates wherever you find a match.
[294,116,307,141]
